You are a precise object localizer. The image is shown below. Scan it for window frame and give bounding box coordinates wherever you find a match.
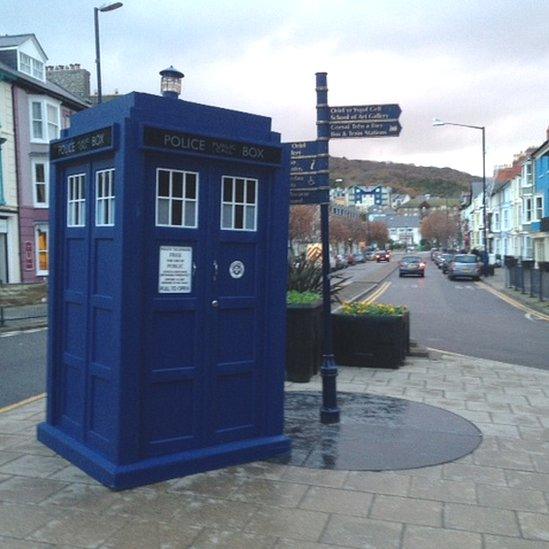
[534,195,544,222]
[18,51,32,75]
[155,168,199,229]
[67,173,86,227]
[29,96,61,143]
[95,168,115,227]
[34,223,49,276]
[524,196,533,224]
[220,175,258,232]
[31,158,49,208]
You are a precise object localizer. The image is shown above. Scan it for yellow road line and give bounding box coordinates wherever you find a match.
[478,282,549,322]
[0,393,46,415]
[364,281,392,304]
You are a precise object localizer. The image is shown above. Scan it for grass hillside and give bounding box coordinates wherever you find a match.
[330,156,475,198]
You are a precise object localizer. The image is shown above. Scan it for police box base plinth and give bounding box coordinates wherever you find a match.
[37,422,291,491]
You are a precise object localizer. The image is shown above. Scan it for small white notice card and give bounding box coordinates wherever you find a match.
[158,246,192,294]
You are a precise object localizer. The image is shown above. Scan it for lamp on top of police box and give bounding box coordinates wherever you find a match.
[160,66,184,99]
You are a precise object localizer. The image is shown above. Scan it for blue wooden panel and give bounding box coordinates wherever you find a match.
[94,239,116,296]
[92,308,114,367]
[214,372,255,432]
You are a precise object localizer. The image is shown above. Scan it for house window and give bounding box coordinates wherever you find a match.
[524,197,532,223]
[32,58,44,80]
[96,169,115,226]
[31,101,43,140]
[32,160,48,207]
[19,52,44,80]
[535,195,544,221]
[67,174,86,227]
[221,176,258,231]
[155,169,198,228]
[19,52,32,75]
[30,98,60,142]
[35,224,48,275]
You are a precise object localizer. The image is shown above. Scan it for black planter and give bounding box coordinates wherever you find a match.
[332,313,407,369]
[521,259,535,269]
[286,301,322,382]
[539,261,549,273]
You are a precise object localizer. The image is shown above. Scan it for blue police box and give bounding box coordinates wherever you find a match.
[37,90,291,490]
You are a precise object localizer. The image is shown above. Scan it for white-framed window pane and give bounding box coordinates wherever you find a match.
[20,52,32,74]
[221,176,257,231]
[157,198,170,225]
[156,169,198,228]
[67,174,86,227]
[33,161,48,206]
[95,169,115,226]
[35,225,49,275]
[245,206,255,230]
[185,201,196,227]
[32,58,43,79]
[47,104,59,140]
[222,204,233,228]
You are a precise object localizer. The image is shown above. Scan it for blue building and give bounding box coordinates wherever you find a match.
[531,131,549,262]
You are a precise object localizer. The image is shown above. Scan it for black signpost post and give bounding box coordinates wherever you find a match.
[287,73,402,424]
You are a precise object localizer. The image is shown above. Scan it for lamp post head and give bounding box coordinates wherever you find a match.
[159,66,184,99]
[432,117,445,127]
[98,2,123,11]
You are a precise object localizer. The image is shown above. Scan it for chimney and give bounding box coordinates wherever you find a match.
[46,63,91,101]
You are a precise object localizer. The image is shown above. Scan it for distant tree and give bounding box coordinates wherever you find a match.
[368,221,389,247]
[420,211,460,248]
[289,205,317,248]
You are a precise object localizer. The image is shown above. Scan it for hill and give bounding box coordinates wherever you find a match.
[329,156,476,198]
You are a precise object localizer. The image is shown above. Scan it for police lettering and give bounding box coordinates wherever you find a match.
[164,134,206,152]
[242,146,264,159]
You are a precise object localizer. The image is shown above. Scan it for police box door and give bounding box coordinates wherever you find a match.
[142,156,268,456]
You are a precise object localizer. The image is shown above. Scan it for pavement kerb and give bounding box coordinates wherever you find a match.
[478,276,549,321]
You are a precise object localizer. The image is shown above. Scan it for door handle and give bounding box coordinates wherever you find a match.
[213,260,218,282]
[211,300,219,308]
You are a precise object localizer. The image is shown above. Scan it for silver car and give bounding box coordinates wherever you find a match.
[447,254,482,281]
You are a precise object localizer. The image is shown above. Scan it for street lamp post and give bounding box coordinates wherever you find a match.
[433,118,489,276]
[94,2,123,104]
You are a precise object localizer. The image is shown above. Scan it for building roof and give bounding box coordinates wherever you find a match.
[0,59,88,109]
[0,34,48,60]
[371,214,420,228]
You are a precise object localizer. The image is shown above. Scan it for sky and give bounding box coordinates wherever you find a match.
[3,0,549,177]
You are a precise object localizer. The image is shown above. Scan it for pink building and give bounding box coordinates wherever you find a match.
[0,34,88,283]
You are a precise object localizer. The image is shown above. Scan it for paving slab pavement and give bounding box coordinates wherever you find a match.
[2,352,549,547]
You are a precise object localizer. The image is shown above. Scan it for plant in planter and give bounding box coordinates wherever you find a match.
[332,302,409,369]
[286,258,347,382]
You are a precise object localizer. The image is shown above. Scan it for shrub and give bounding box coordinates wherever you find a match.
[340,302,407,317]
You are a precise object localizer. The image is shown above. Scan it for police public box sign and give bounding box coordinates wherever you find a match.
[143,126,282,165]
[158,246,192,294]
[50,127,113,160]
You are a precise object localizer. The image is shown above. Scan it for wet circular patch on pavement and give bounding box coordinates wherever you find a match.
[269,391,482,471]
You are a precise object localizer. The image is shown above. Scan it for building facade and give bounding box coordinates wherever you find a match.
[531,134,549,262]
[0,78,20,283]
[0,34,88,283]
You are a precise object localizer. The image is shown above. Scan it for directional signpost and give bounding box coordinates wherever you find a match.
[289,140,329,204]
[291,74,402,425]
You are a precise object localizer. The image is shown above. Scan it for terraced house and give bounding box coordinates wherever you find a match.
[0,34,88,283]
[531,130,549,262]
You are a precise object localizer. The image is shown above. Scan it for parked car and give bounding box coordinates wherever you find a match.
[430,248,439,260]
[447,254,482,281]
[347,254,356,266]
[363,250,376,261]
[376,250,390,262]
[353,252,365,263]
[399,256,426,277]
[335,254,348,269]
[432,250,442,264]
[441,254,455,274]
[436,253,453,269]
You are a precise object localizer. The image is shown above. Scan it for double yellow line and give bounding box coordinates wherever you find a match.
[479,282,549,322]
[0,393,45,415]
[364,281,392,304]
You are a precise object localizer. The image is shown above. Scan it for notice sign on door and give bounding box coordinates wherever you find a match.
[158,246,192,293]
